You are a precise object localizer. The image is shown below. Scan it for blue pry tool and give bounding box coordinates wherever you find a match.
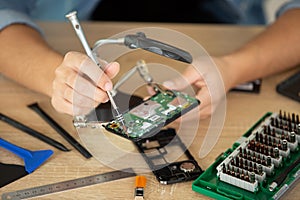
[0,138,53,173]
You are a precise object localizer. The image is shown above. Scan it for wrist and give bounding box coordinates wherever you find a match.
[211,56,239,92]
[38,49,64,97]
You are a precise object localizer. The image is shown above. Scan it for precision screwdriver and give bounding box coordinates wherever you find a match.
[65,11,127,134]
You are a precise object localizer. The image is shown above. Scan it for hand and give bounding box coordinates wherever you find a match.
[163,57,232,119]
[51,51,120,116]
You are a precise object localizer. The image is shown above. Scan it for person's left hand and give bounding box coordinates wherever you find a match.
[162,57,230,119]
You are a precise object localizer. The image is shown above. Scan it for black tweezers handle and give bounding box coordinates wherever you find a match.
[28,103,92,159]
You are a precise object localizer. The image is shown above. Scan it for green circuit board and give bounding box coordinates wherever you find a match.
[104,90,199,141]
[192,111,300,200]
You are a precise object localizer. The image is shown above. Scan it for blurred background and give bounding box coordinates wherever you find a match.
[91,0,289,25]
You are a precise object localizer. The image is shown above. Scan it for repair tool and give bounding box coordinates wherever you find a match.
[93,32,193,64]
[134,128,203,184]
[192,110,300,200]
[28,103,92,159]
[65,11,127,135]
[0,138,53,188]
[134,175,146,200]
[2,168,136,200]
[0,162,28,188]
[0,138,53,174]
[0,113,69,151]
[276,69,300,102]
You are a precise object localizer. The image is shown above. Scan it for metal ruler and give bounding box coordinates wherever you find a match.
[2,168,136,200]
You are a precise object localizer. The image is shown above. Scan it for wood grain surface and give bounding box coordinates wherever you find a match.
[0,22,299,199]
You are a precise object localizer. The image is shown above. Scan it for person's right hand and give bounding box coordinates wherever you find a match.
[51,51,120,116]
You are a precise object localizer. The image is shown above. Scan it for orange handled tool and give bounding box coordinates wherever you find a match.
[134,176,146,200]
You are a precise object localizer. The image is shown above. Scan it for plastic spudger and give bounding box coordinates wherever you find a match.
[0,113,69,152]
[0,138,53,173]
[28,103,92,159]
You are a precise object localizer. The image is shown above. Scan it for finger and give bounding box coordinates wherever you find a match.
[103,62,120,79]
[55,66,109,103]
[62,85,105,108]
[194,86,217,120]
[64,51,113,91]
[52,83,100,115]
[195,86,212,111]
[198,106,213,120]
[182,65,204,83]
[51,95,94,116]
[67,72,109,103]
[146,85,156,96]
[163,65,203,90]
[52,83,94,109]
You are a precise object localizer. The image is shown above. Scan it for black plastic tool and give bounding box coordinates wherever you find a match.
[28,103,92,159]
[0,162,28,188]
[0,138,53,188]
[0,113,69,152]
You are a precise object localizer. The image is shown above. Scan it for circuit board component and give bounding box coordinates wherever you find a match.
[104,90,199,140]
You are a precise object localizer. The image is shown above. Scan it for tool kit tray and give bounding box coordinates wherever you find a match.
[192,112,300,200]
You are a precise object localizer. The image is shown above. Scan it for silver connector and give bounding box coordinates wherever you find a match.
[269,182,278,192]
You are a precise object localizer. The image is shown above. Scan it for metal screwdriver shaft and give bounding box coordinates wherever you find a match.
[65,11,127,134]
[107,91,128,135]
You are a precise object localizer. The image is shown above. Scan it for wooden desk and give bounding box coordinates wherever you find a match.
[0,22,299,199]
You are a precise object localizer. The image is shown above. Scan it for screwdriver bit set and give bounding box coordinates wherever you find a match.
[192,110,300,199]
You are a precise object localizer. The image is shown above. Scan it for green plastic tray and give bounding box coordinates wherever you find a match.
[192,112,300,200]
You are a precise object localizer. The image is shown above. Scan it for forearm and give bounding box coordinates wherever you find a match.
[222,9,300,89]
[0,24,63,97]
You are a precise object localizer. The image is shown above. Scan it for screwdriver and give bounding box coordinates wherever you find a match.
[65,11,127,134]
